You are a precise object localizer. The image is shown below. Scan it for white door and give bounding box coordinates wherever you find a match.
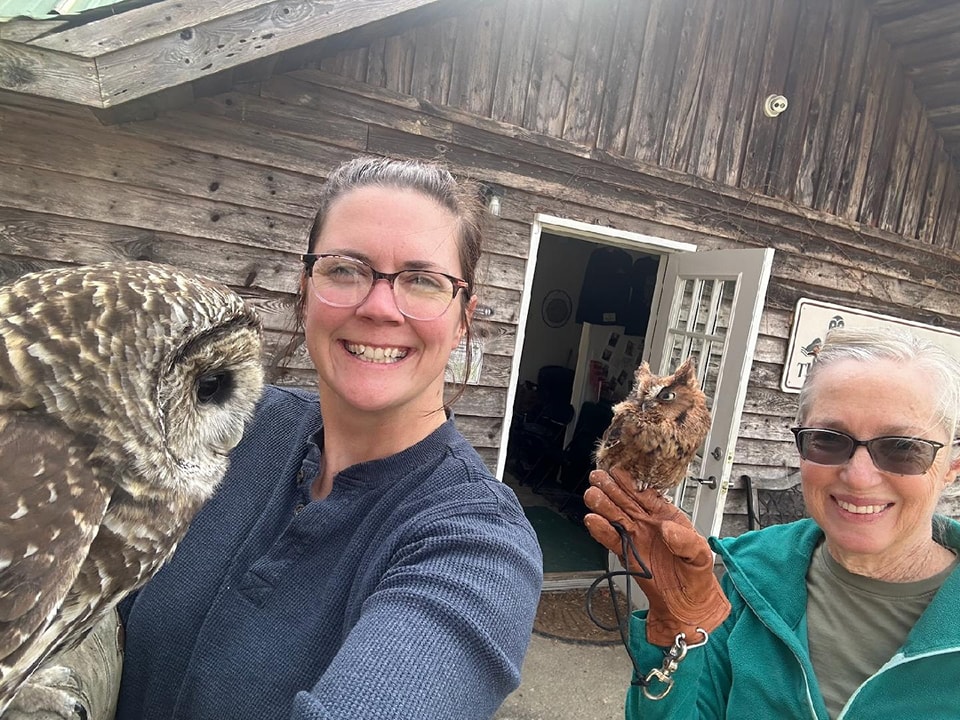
[646,248,774,538]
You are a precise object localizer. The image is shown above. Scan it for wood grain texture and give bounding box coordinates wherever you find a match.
[837,24,885,220]
[561,2,616,147]
[489,0,541,127]
[447,2,504,116]
[918,140,950,244]
[624,0,685,164]
[28,0,278,55]
[409,16,457,105]
[767,0,831,201]
[9,0,445,107]
[594,0,650,156]
[879,90,923,231]
[521,0,581,137]
[714,1,769,188]
[899,113,938,237]
[792,0,848,207]
[937,165,960,244]
[0,40,99,103]
[6,0,960,506]
[6,0,960,230]
[689,0,743,181]
[738,0,799,193]
[812,6,871,215]
[660,0,714,170]
[860,56,905,225]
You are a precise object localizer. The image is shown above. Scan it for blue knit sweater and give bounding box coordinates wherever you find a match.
[116,386,543,720]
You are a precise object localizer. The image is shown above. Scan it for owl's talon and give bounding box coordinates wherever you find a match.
[2,667,88,720]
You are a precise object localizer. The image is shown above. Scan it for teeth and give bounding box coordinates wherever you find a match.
[345,343,407,363]
[836,499,888,515]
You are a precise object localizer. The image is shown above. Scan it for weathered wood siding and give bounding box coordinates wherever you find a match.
[864,0,960,168]
[313,0,960,251]
[3,0,960,525]
[3,67,960,522]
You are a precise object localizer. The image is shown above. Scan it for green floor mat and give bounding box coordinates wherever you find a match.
[523,505,607,573]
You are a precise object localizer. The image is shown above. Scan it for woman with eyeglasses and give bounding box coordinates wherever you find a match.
[114,157,543,720]
[583,326,960,719]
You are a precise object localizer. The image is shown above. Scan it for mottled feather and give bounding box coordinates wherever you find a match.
[0,261,265,714]
[595,357,711,492]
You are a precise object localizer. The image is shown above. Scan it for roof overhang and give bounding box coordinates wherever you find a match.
[0,0,442,108]
[866,0,960,166]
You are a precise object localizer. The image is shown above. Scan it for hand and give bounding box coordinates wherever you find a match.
[583,468,731,647]
[3,610,123,720]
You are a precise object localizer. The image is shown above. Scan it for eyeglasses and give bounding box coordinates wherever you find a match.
[301,254,469,321]
[790,427,945,475]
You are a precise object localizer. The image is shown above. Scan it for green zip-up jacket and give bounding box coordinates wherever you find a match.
[623,517,960,719]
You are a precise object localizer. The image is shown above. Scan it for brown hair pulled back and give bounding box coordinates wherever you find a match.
[283,156,485,404]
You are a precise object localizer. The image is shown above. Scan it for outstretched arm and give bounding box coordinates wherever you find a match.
[583,468,734,719]
[583,468,730,646]
[290,507,543,720]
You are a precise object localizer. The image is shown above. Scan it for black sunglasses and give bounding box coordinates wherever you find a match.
[790,427,945,476]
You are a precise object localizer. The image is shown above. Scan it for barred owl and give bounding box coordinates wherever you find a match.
[0,261,265,714]
[595,357,711,492]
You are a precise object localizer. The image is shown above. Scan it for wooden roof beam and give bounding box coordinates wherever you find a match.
[27,0,284,56]
[0,0,442,108]
[0,17,71,43]
[0,41,100,105]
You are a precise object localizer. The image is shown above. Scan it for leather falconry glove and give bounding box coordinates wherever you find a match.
[583,468,731,647]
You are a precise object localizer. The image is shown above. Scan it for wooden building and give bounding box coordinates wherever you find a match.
[2,0,959,539]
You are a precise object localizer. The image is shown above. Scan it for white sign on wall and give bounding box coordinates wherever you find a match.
[781,298,960,393]
[446,336,484,385]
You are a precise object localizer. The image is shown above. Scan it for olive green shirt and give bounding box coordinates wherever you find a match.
[806,539,959,718]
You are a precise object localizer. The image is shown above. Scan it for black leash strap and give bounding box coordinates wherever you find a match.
[584,522,708,700]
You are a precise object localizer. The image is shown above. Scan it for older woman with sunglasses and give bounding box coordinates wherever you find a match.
[113,157,543,720]
[584,326,960,719]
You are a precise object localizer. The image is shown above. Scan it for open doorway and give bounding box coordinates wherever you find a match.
[497,215,773,585]
[502,231,661,576]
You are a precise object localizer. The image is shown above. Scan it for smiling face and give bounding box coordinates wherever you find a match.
[303,185,475,428]
[799,357,959,579]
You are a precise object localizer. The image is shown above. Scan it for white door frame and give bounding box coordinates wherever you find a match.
[494,214,697,481]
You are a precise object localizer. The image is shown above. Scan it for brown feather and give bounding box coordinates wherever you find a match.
[595,357,711,492]
[0,261,265,713]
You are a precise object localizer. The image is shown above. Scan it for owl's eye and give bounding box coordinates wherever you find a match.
[659,390,676,402]
[195,371,234,405]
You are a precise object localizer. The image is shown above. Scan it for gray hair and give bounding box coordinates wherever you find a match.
[796,326,960,458]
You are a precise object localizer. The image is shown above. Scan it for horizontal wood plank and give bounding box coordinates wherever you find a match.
[0,207,301,295]
[29,0,277,54]
[0,39,100,103]
[0,161,307,255]
[0,102,321,219]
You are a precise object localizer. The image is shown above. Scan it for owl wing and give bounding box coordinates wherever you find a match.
[0,412,110,693]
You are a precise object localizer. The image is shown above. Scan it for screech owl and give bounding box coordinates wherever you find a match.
[595,357,711,492]
[0,261,265,715]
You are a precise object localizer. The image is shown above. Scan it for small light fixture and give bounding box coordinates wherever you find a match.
[763,94,788,118]
[481,183,502,216]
